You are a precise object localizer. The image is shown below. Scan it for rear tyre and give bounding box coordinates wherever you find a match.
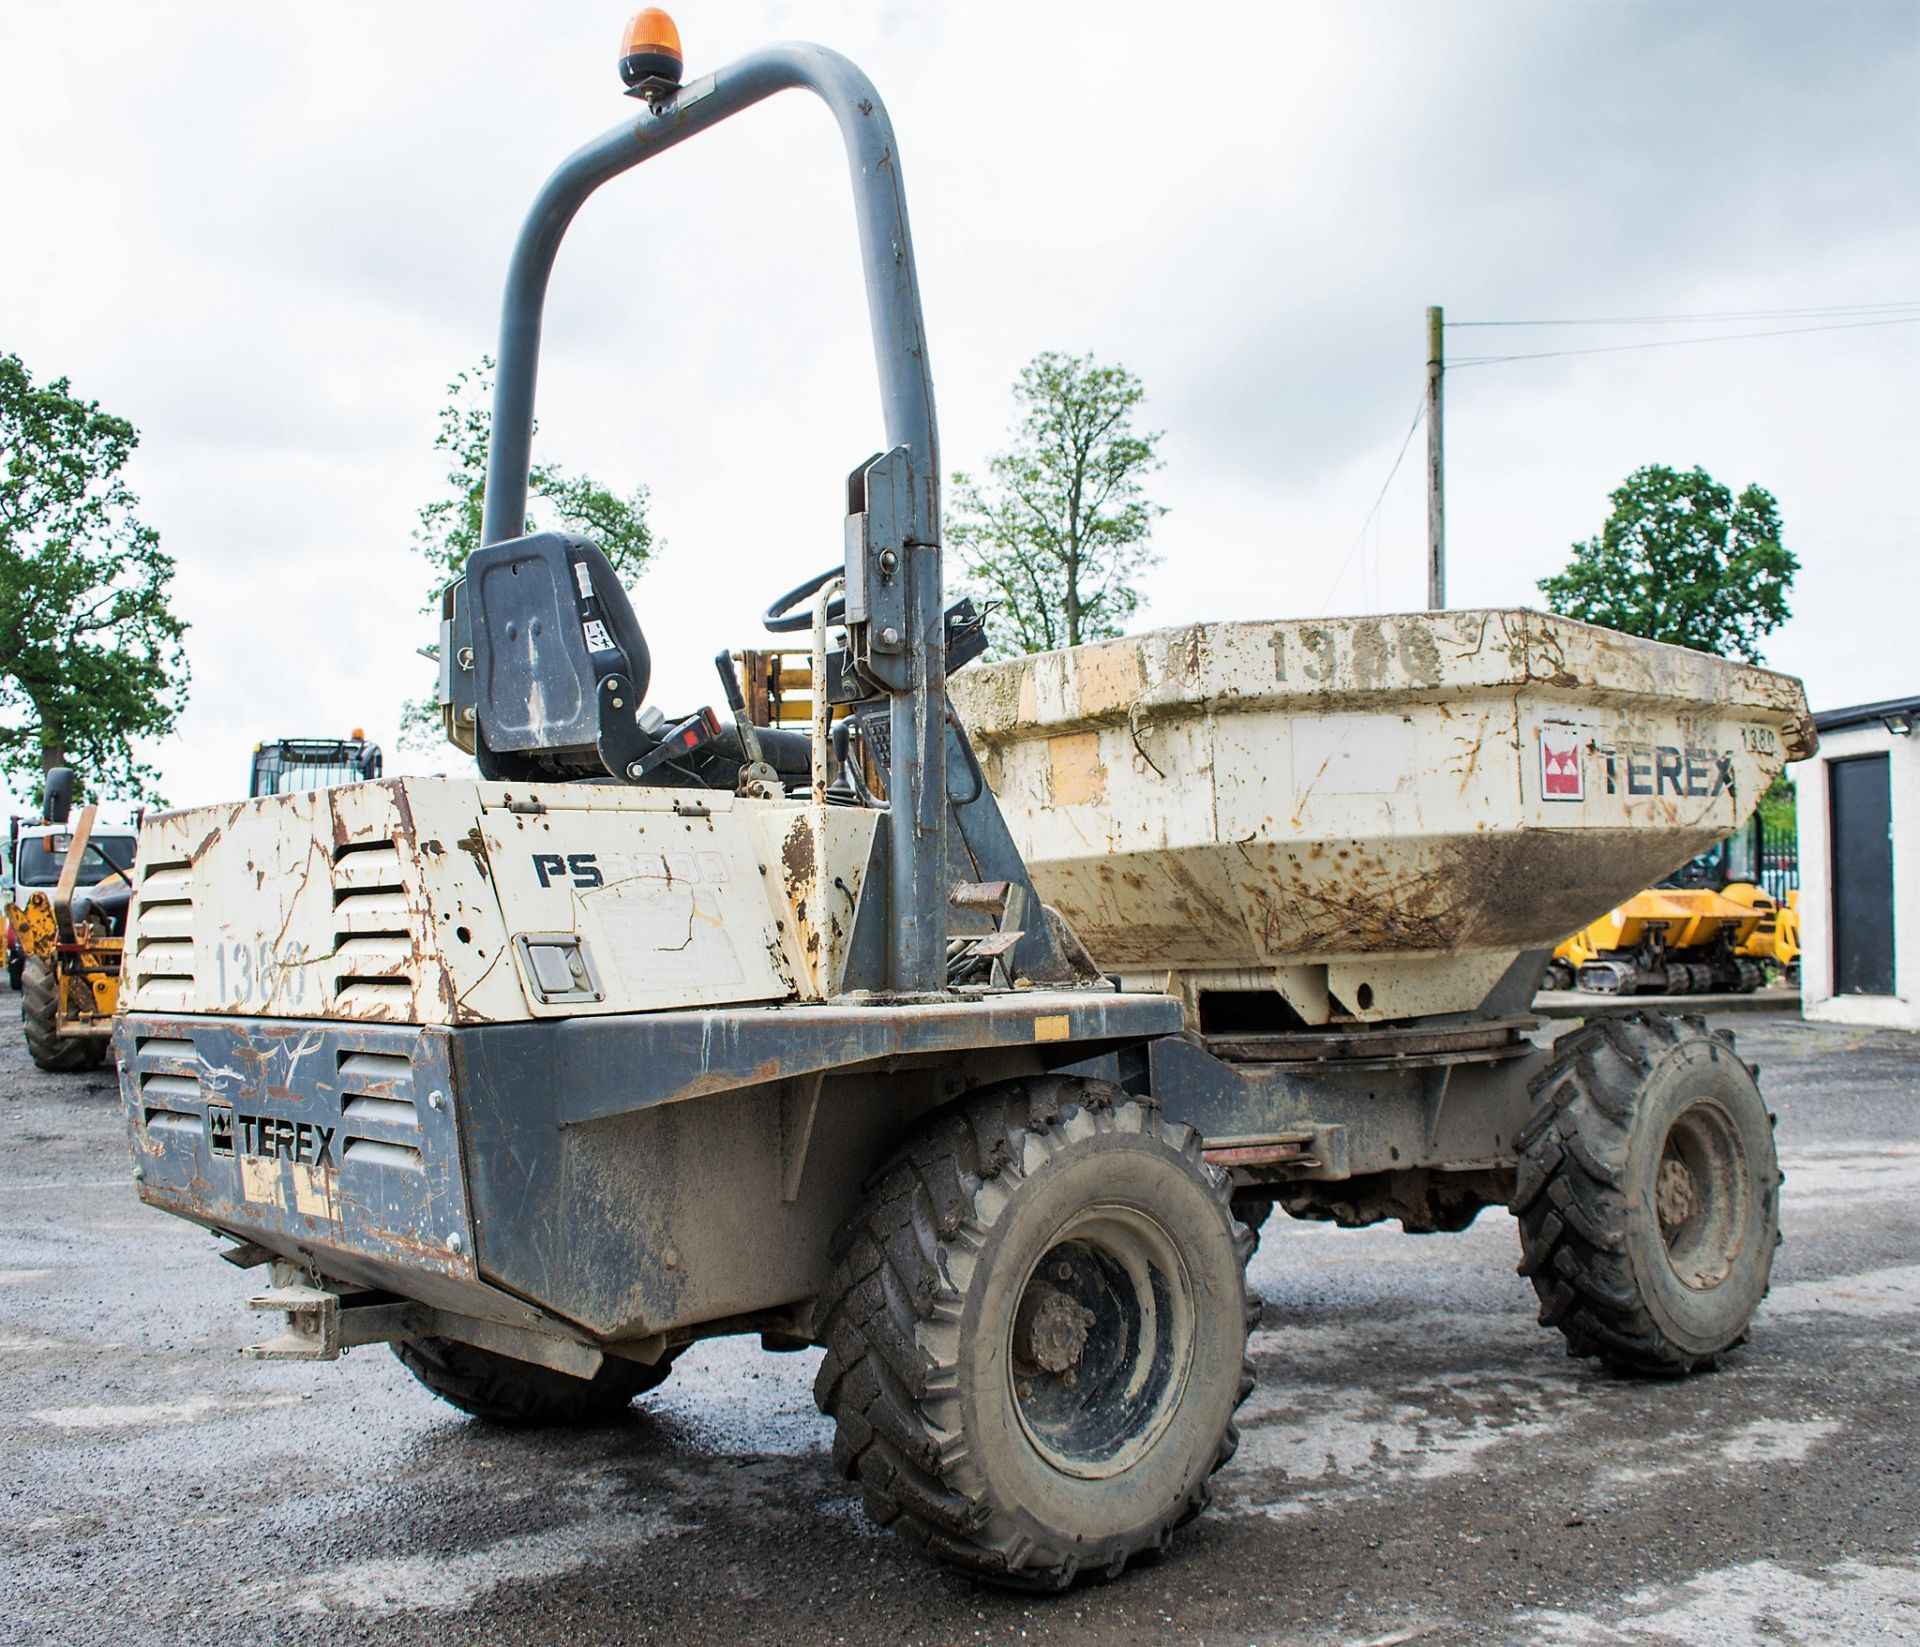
[22,957,105,1072]
[1512,1013,1780,1376]
[8,945,23,991]
[392,1336,678,1426]
[814,1079,1258,1591]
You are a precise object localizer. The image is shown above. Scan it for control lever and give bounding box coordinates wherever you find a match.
[713,652,783,799]
[714,652,766,765]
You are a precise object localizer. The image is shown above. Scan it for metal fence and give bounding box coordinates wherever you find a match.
[1759,818,1799,903]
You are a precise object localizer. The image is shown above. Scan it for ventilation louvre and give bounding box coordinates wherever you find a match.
[338,1048,419,1133]
[138,1072,200,1105]
[328,840,419,1013]
[342,1138,423,1171]
[130,860,195,1007]
[133,1035,201,1138]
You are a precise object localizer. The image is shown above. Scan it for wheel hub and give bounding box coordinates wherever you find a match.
[1655,1153,1696,1237]
[1656,1098,1750,1291]
[1016,1283,1096,1374]
[1007,1208,1196,1480]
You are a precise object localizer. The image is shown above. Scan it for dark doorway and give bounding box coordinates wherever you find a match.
[1829,754,1895,996]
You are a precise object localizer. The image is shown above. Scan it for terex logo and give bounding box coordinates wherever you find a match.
[206,1104,335,1167]
[1538,729,1736,803]
[1600,745,1734,799]
[1540,726,1583,801]
[533,852,603,890]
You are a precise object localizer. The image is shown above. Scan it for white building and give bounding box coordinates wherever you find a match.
[1796,695,1920,1030]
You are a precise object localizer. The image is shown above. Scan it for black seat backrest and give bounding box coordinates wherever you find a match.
[464,532,652,780]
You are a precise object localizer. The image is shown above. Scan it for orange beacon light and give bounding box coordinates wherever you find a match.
[619,10,684,97]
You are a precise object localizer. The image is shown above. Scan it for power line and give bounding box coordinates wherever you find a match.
[1448,300,1920,328]
[1319,391,1426,615]
[1450,314,1920,368]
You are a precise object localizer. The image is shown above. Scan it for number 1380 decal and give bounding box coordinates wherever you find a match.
[214,939,310,1006]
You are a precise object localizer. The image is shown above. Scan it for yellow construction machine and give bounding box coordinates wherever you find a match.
[1546,813,1796,995]
[1726,883,1801,978]
[6,775,125,1071]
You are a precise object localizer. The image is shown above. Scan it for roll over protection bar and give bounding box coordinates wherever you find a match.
[479,43,948,995]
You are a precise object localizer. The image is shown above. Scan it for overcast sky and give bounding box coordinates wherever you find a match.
[3,0,1915,811]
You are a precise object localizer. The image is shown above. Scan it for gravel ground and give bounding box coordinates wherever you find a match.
[3,1012,1916,1646]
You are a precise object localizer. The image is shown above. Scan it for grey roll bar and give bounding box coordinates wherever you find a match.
[479,43,948,996]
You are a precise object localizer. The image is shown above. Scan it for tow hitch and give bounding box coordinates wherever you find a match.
[241,1263,611,1381]
[243,1277,424,1362]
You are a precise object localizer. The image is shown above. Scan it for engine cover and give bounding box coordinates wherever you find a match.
[118,778,880,1025]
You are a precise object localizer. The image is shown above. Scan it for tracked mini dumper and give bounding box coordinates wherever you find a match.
[117,15,1815,1590]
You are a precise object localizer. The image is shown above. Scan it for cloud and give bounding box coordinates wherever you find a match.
[0,0,1914,807]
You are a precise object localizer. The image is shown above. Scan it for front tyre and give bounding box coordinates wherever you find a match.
[393,1336,678,1426]
[814,1079,1258,1590]
[1512,1013,1781,1376]
[22,956,104,1072]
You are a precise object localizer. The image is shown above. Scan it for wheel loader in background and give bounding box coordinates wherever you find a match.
[115,12,1813,1592]
[8,770,127,1072]
[6,775,137,994]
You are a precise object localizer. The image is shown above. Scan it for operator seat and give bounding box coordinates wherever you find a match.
[464,532,653,783]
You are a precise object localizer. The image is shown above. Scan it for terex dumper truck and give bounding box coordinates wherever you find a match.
[116,12,1813,1591]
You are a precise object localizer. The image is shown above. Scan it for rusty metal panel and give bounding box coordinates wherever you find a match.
[118,1013,475,1283]
[117,781,883,1026]
[118,782,492,1025]
[477,792,797,1016]
[455,1061,895,1341]
[120,989,1180,1344]
[449,990,1181,1338]
[1147,1031,1546,1183]
[741,804,878,1000]
[458,987,1183,1129]
[949,611,1814,1019]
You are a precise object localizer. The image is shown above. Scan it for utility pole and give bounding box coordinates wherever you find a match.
[1425,304,1445,610]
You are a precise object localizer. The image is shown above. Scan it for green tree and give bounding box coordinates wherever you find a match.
[0,353,188,801]
[1538,463,1796,663]
[403,357,658,747]
[950,352,1164,656]
[1757,774,1796,837]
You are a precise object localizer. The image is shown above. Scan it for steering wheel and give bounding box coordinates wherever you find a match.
[764,565,847,634]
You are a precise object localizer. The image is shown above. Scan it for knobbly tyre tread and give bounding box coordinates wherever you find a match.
[813,1077,1260,1591]
[1511,1012,1777,1377]
[392,1335,677,1426]
[1232,1194,1275,1253]
[22,956,105,1072]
